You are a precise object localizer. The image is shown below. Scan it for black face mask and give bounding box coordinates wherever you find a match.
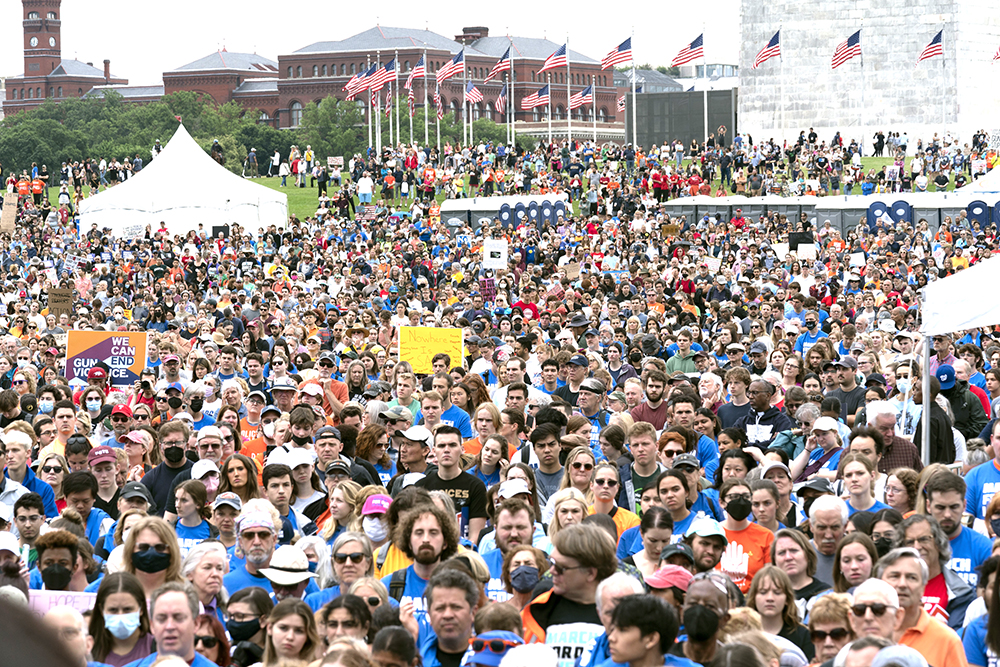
[163,446,185,464]
[132,548,171,574]
[41,563,73,590]
[725,497,752,522]
[683,604,721,642]
[189,398,204,414]
[167,396,183,410]
[227,618,262,643]
[874,536,894,558]
[291,434,312,447]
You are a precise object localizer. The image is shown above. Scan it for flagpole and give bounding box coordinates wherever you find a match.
[436,85,441,152]
[702,25,708,144]
[941,27,946,139]
[859,20,865,156]
[366,55,373,154]
[394,49,400,150]
[509,35,515,149]
[567,37,572,149]
[469,85,475,146]
[423,48,429,148]
[630,27,637,147]
[463,62,468,148]
[547,73,552,145]
[779,27,785,146]
[376,51,382,155]
[592,74,597,144]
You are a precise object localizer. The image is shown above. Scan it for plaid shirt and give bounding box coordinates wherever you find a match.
[878,435,924,474]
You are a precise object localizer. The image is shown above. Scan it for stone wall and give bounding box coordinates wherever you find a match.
[738,0,1000,149]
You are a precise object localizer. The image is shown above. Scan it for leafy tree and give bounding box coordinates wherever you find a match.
[298,96,365,161]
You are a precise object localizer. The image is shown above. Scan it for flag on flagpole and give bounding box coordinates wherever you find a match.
[832,30,862,69]
[405,56,425,89]
[602,38,632,70]
[371,88,378,108]
[408,87,415,117]
[434,89,444,120]
[539,44,568,73]
[994,44,1000,61]
[465,82,484,104]
[485,47,511,82]
[569,85,593,110]
[436,50,465,83]
[617,94,626,112]
[917,30,943,63]
[346,63,377,100]
[753,31,781,69]
[495,86,507,115]
[385,88,392,117]
[369,58,396,92]
[671,34,704,67]
[520,84,550,109]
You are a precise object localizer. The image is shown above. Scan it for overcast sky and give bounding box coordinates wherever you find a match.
[0,1,740,85]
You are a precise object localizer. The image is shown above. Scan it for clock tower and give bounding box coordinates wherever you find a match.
[23,0,61,77]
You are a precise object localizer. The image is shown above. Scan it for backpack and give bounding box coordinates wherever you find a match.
[388,568,407,602]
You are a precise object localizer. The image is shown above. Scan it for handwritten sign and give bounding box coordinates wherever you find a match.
[48,289,73,317]
[329,156,345,168]
[483,239,509,270]
[0,198,16,233]
[29,590,97,617]
[849,252,866,267]
[564,263,581,280]
[65,330,148,388]
[703,257,722,273]
[797,244,818,260]
[64,255,86,273]
[661,223,680,238]
[399,326,464,375]
[356,205,378,222]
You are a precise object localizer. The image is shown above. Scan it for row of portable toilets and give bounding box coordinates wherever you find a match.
[496,200,569,228]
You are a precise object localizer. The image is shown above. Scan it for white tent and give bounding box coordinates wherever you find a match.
[961,167,1000,193]
[79,124,288,239]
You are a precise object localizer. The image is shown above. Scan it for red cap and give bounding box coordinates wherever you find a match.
[645,565,694,592]
[45,347,59,355]
[87,446,117,466]
[111,404,133,418]
[87,367,107,380]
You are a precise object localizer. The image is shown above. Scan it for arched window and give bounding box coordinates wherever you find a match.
[78,88,83,95]
[48,87,53,97]
[350,63,355,75]
[48,11,57,18]
[599,107,607,122]
[553,105,563,121]
[484,103,492,121]
[57,86,62,97]
[26,88,31,99]
[27,11,39,19]
[531,71,536,82]
[312,65,319,77]
[532,106,540,122]
[450,99,459,118]
[405,60,410,71]
[290,101,303,127]
[322,65,327,76]
[287,66,292,78]
[11,89,17,100]
[473,102,482,120]
[296,66,302,78]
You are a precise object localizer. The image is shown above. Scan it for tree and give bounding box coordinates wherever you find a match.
[298,96,365,162]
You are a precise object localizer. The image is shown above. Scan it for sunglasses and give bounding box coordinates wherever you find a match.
[156,396,168,401]
[334,552,366,564]
[194,635,218,648]
[41,465,63,474]
[851,603,891,617]
[571,461,594,471]
[135,542,169,554]
[111,416,129,423]
[470,638,521,654]
[810,627,850,642]
[594,478,618,487]
[362,596,380,607]
[548,558,587,576]
[134,414,150,421]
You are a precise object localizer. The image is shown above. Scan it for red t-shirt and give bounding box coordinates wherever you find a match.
[922,572,950,625]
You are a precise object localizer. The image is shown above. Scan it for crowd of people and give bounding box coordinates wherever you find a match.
[1,127,1000,667]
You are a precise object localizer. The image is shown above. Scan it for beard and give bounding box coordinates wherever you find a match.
[414,545,441,565]
[246,548,270,568]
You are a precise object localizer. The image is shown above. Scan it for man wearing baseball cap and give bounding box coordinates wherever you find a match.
[553,353,590,407]
[102,404,134,449]
[88,445,122,520]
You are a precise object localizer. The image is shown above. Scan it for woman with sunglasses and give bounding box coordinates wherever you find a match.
[589,463,639,540]
[193,613,230,666]
[11,371,34,396]
[39,452,69,513]
[347,576,391,614]
[320,594,372,645]
[304,531,374,612]
[542,445,594,524]
[806,593,855,664]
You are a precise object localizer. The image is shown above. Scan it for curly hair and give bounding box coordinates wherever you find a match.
[392,504,459,562]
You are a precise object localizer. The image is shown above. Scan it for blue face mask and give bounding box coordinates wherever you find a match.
[307,561,318,573]
[38,399,54,414]
[104,612,141,640]
[86,400,102,413]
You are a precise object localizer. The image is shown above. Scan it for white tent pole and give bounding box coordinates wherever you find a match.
[922,333,931,464]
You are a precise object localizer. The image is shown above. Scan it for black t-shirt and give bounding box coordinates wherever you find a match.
[716,401,752,429]
[140,460,193,517]
[436,650,465,667]
[827,385,866,421]
[553,384,579,407]
[415,470,487,538]
[535,597,603,664]
[95,488,122,521]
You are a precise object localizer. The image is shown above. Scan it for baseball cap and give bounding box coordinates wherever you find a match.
[468,631,523,667]
[567,354,589,367]
[0,532,19,557]
[111,404,133,418]
[833,356,858,370]
[325,460,352,477]
[191,459,220,480]
[259,545,317,586]
[936,364,956,390]
[684,518,727,542]
[645,565,694,591]
[749,341,768,355]
[797,478,834,495]
[314,426,341,441]
[580,378,606,395]
[672,453,700,470]
[271,377,298,392]
[87,367,107,380]
[120,481,154,506]
[300,383,323,397]
[212,492,242,512]
[362,494,392,516]
[166,381,185,393]
[865,373,887,387]
[381,405,413,422]
[260,404,282,418]
[659,543,696,566]
[397,425,433,447]
[285,447,314,470]
[761,460,792,480]
[161,354,180,363]
[812,416,839,433]
[247,390,267,403]
[498,478,531,499]
[87,446,117,466]
[197,425,224,443]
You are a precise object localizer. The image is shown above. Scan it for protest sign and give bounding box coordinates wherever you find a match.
[29,590,97,618]
[399,327,463,374]
[703,257,722,273]
[608,271,630,283]
[770,243,790,258]
[661,223,680,238]
[48,288,74,317]
[356,205,378,221]
[429,204,441,224]
[479,278,496,301]
[797,244,818,260]
[0,198,16,233]
[66,331,148,388]
[563,263,581,280]
[849,252,866,267]
[328,156,344,168]
[120,223,145,240]
[483,239,509,270]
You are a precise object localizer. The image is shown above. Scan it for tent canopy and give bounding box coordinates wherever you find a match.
[961,168,1000,193]
[922,255,1000,336]
[79,124,288,239]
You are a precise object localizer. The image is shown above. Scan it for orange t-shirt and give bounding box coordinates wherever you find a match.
[588,505,640,539]
[240,417,260,443]
[242,438,267,484]
[463,436,517,459]
[717,522,774,593]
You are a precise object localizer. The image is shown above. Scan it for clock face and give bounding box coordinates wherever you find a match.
[49,37,55,47]
[29,37,38,47]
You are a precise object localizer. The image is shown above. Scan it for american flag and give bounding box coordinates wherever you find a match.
[617,94,626,112]
[918,30,943,63]
[485,47,511,82]
[495,86,507,115]
[437,50,464,83]
[539,44,568,73]
[346,63,377,100]
[434,89,444,121]
[385,88,392,117]
[602,38,632,70]
[369,58,396,92]
[995,43,1000,61]
[753,31,781,69]
[405,56,425,89]
[371,88,378,108]
[832,30,862,69]
[569,85,593,110]
[408,87,415,117]
[465,82,484,104]
[520,84,550,110]
[671,34,704,67]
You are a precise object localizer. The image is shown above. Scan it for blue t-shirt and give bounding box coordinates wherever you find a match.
[616,526,643,559]
[808,447,843,476]
[483,548,512,603]
[415,405,474,438]
[847,500,889,516]
[794,329,829,355]
[691,492,724,522]
[84,507,113,547]
[374,461,397,485]
[965,460,1000,519]
[469,464,501,490]
[223,566,274,594]
[125,652,217,667]
[304,585,341,612]
[380,564,429,622]
[176,520,213,558]
[696,435,720,481]
[962,614,996,667]
[948,525,994,587]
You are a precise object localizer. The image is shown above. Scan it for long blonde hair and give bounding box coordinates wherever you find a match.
[320,480,362,541]
[548,488,589,539]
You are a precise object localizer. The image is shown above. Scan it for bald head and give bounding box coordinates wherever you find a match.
[44,606,89,667]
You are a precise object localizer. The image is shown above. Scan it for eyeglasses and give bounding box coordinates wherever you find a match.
[41,465,63,474]
[851,603,892,617]
[548,558,587,576]
[571,461,594,471]
[156,396,168,402]
[334,552,367,564]
[594,478,618,487]
[810,628,850,642]
[470,638,521,653]
[362,596,381,607]
[194,635,218,649]
[15,514,42,523]
[903,535,935,547]
[242,530,273,542]
[135,542,169,554]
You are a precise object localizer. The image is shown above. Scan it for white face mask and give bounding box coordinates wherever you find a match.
[363,516,389,543]
[262,423,276,438]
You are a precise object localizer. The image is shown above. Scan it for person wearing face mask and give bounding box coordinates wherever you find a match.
[139,421,193,518]
[717,478,774,594]
[670,571,731,666]
[225,587,273,667]
[36,386,60,418]
[361,494,392,548]
[184,384,216,431]
[163,426,226,524]
[89,572,155,667]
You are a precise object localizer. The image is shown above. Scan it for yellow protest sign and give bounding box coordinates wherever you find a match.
[398,326,464,375]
